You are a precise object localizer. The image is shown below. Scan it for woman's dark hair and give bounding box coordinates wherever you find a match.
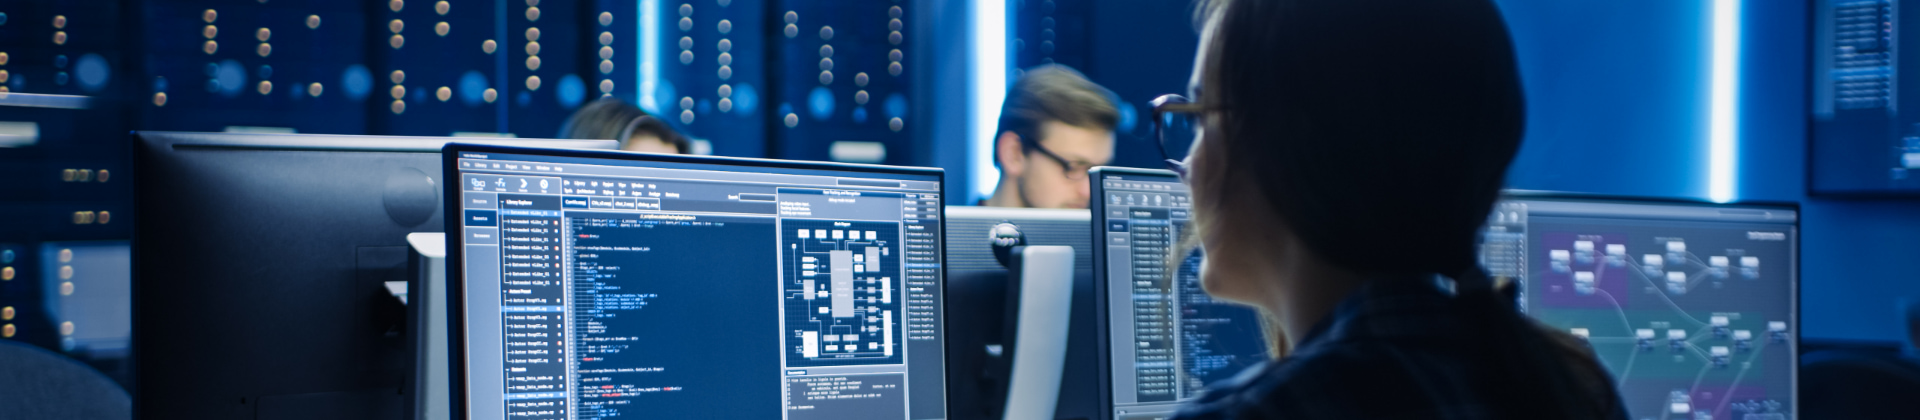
[1200,0,1522,278]
[559,97,691,153]
[1198,0,1618,417]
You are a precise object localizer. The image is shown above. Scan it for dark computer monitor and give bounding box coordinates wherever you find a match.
[1482,192,1799,420]
[131,131,614,417]
[1809,0,1920,195]
[942,206,1097,420]
[442,144,948,419]
[1089,167,1270,420]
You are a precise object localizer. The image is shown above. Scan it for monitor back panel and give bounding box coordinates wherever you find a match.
[943,206,1098,420]
[445,145,947,419]
[130,132,610,417]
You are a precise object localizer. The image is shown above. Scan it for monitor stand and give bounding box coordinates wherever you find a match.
[1000,245,1075,420]
[405,233,449,420]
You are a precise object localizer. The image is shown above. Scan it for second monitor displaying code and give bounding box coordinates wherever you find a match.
[454,149,949,420]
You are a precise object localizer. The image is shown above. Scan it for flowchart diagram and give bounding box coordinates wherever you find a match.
[781,219,905,367]
[1529,228,1793,420]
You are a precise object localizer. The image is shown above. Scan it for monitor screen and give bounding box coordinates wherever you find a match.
[444,145,947,420]
[1482,195,1798,420]
[1090,168,1270,420]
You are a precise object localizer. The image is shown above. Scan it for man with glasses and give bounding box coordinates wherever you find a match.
[981,65,1118,209]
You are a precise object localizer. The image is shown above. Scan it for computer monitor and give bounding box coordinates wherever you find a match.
[1088,167,1270,420]
[942,206,1097,420]
[1483,193,1798,420]
[131,131,615,417]
[442,144,948,419]
[1810,0,1920,194]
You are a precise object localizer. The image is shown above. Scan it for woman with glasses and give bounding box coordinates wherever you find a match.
[1158,0,1626,418]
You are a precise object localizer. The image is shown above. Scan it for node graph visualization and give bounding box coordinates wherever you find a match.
[1522,220,1794,420]
[780,219,905,367]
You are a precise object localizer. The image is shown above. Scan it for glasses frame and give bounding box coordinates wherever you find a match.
[1150,94,1206,179]
[1017,135,1097,181]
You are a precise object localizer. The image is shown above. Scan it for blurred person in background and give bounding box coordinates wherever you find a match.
[981,65,1118,209]
[1159,0,1627,418]
[560,97,691,154]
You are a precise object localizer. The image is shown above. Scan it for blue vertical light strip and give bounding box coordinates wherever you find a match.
[638,0,660,114]
[971,0,1010,202]
[1708,0,1741,203]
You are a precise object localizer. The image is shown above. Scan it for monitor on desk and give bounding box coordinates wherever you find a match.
[1089,167,1270,420]
[943,206,1098,420]
[443,144,948,419]
[1483,193,1799,420]
[131,131,614,418]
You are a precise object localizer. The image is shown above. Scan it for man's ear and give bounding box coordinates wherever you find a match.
[995,131,1027,178]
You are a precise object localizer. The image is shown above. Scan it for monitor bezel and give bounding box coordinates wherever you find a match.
[440,143,948,420]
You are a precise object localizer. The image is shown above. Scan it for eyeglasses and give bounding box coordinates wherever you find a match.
[1150,94,1204,179]
[1019,136,1098,181]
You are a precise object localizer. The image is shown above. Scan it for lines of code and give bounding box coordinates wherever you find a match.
[565,213,780,420]
[784,374,907,420]
[1172,249,1268,396]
